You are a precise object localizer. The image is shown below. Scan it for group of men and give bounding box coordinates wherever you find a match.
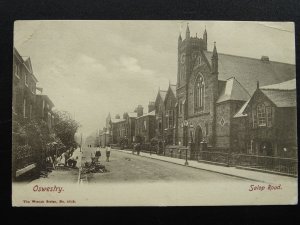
[91,145,111,162]
[54,149,79,168]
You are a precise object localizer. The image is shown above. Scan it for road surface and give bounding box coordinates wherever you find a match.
[81,146,250,183]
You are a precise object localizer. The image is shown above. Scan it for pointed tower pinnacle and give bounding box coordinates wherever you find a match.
[178,33,182,42]
[203,26,208,50]
[211,41,218,74]
[186,23,190,39]
[212,41,218,58]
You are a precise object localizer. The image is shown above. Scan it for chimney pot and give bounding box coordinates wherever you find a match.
[261,56,269,62]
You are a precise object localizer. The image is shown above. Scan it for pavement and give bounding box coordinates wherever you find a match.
[117,149,297,184]
[30,147,82,184]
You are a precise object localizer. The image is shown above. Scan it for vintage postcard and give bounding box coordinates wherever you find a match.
[12,20,297,206]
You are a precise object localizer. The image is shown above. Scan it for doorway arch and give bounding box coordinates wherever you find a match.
[195,125,203,153]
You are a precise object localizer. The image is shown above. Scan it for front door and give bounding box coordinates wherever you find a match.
[194,126,203,159]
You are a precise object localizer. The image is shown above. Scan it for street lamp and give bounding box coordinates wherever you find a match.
[181,120,189,166]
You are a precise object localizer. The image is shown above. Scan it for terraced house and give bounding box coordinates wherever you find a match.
[12,47,55,179]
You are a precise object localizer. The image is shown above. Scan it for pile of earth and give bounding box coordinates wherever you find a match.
[81,161,109,174]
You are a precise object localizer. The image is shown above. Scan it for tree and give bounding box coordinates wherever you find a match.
[53,110,80,150]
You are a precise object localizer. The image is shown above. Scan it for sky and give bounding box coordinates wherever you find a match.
[14,21,295,138]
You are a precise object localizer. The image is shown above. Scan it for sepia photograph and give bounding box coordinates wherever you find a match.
[12,20,297,206]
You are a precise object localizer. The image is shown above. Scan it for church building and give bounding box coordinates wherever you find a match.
[176,24,296,156]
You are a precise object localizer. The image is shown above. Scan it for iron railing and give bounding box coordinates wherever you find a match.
[15,145,35,171]
[198,151,230,165]
[233,154,298,176]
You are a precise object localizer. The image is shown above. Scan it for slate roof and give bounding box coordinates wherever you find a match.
[260,78,296,90]
[136,110,155,119]
[217,77,251,103]
[111,118,126,123]
[170,84,176,96]
[260,89,296,107]
[128,112,137,118]
[159,90,167,101]
[204,51,296,95]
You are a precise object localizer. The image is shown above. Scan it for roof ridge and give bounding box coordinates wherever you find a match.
[205,50,295,65]
[233,77,251,97]
[260,88,296,91]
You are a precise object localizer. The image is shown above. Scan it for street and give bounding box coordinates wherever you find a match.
[81,147,249,183]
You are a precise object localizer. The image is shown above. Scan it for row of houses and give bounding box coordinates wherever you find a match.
[100,25,297,175]
[13,47,55,129]
[12,47,56,179]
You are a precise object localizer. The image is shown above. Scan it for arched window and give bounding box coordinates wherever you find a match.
[257,103,266,126]
[194,74,205,110]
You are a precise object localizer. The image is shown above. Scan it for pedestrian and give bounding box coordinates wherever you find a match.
[61,152,67,166]
[95,146,101,162]
[106,145,111,162]
[67,155,78,168]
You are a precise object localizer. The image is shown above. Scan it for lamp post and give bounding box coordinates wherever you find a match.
[181,120,189,166]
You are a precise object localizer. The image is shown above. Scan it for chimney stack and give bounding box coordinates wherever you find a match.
[148,101,155,113]
[134,105,144,117]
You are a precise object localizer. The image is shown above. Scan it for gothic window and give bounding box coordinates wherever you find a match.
[198,56,202,66]
[168,110,173,128]
[257,103,266,127]
[194,74,205,111]
[266,106,272,127]
[180,66,185,83]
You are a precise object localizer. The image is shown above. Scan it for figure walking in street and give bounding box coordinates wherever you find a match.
[106,145,111,162]
[95,146,101,162]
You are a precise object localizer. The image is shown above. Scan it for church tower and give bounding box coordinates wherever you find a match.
[176,23,209,145]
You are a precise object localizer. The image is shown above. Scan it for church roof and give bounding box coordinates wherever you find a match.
[260,78,296,90]
[204,51,295,95]
[234,79,296,118]
[217,77,251,103]
[260,89,296,107]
